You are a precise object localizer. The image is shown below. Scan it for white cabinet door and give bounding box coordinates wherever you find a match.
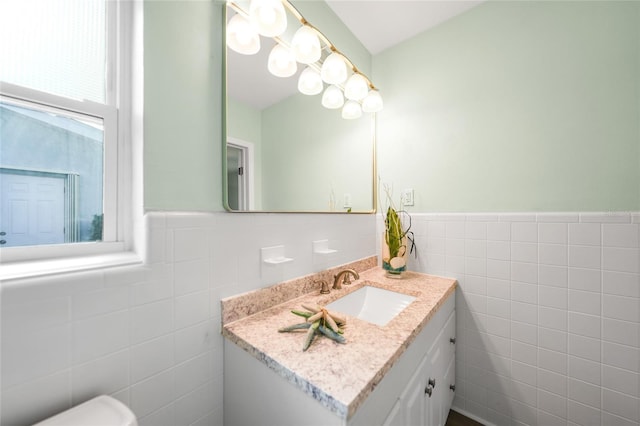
[443,356,455,414]
[401,355,428,426]
[425,309,456,426]
[382,399,402,426]
[442,311,456,414]
[442,310,456,363]
[425,331,444,426]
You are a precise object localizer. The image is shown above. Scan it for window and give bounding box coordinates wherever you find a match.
[0,0,131,261]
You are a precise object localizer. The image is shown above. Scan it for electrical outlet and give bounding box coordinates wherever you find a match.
[402,189,414,206]
[343,193,352,208]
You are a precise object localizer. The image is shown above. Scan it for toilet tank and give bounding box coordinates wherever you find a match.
[33,396,137,426]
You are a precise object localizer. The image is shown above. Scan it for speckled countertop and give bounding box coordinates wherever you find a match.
[221,259,457,420]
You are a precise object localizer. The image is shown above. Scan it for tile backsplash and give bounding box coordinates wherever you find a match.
[0,212,376,426]
[2,210,639,426]
[399,212,640,426]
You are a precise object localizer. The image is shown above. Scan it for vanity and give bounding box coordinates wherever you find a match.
[221,258,457,426]
[222,1,456,421]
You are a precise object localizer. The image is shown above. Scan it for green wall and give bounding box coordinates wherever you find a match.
[227,98,261,146]
[375,0,640,212]
[145,0,373,212]
[144,1,640,213]
[144,0,223,211]
[260,93,374,211]
[227,97,263,209]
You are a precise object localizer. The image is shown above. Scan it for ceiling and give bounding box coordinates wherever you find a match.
[226,0,484,110]
[325,1,484,55]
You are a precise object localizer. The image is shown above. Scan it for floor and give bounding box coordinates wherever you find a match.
[445,410,485,426]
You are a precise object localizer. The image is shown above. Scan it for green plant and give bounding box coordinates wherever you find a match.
[89,214,103,241]
[380,182,415,273]
[385,205,404,258]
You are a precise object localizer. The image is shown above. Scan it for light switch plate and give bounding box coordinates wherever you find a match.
[343,193,352,208]
[402,189,414,206]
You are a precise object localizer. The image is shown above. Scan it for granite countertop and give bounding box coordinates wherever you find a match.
[222,264,457,420]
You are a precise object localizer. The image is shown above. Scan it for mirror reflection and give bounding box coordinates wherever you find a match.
[224,0,377,212]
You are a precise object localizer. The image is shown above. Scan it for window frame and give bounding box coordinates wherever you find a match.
[0,0,134,267]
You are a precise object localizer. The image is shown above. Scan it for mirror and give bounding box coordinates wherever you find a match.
[224,0,376,213]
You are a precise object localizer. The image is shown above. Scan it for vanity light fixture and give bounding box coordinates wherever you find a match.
[291,24,321,64]
[227,0,383,117]
[268,43,297,77]
[344,73,369,101]
[249,0,287,37]
[320,51,348,85]
[226,13,260,55]
[342,99,362,119]
[322,84,344,109]
[362,89,383,113]
[298,66,323,95]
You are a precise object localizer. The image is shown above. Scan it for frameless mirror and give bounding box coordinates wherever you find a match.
[224,0,376,213]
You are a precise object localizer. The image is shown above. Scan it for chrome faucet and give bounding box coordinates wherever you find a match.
[333,269,359,290]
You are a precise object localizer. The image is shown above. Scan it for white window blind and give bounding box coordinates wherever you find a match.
[0,0,106,103]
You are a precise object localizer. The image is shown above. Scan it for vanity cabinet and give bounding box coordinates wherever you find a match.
[224,289,456,426]
[378,299,456,426]
[425,309,456,426]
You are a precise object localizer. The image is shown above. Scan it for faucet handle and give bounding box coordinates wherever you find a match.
[318,280,330,294]
[343,274,353,285]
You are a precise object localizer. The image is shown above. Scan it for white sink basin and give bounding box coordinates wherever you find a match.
[326,285,416,326]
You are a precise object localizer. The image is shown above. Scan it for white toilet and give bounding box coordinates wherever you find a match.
[33,395,137,426]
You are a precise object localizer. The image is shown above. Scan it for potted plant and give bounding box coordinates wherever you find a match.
[380,183,415,277]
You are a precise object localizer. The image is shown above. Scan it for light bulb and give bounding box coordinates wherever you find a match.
[344,73,369,101]
[320,52,348,85]
[298,67,323,95]
[291,25,321,64]
[249,0,287,37]
[268,44,297,77]
[322,85,344,109]
[258,7,276,25]
[226,14,260,55]
[362,89,383,112]
[342,100,362,119]
[236,32,251,46]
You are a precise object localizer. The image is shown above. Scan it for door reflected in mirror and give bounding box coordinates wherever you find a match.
[227,139,255,210]
[224,0,376,213]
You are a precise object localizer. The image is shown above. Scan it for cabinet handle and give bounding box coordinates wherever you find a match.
[450,384,456,392]
[449,337,456,344]
[424,386,433,397]
[428,378,436,388]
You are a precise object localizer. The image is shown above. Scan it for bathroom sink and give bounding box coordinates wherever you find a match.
[326,285,416,326]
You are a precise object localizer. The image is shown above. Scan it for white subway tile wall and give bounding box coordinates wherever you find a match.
[403,213,640,426]
[2,211,638,426]
[0,212,376,426]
